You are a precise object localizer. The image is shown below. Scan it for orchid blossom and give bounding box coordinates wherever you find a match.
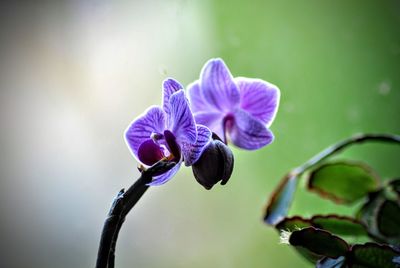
[188,58,280,150]
[125,78,211,186]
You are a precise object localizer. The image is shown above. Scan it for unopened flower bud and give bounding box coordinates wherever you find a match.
[192,140,234,190]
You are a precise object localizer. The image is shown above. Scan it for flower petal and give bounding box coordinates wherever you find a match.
[182,125,212,166]
[162,78,183,121]
[168,90,197,144]
[125,106,166,159]
[148,162,181,186]
[137,139,165,166]
[193,111,225,142]
[228,109,274,150]
[235,77,280,126]
[200,58,240,111]
[187,80,213,113]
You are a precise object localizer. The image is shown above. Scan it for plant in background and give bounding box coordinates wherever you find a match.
[264,134,400,268]
[95,58,280,268]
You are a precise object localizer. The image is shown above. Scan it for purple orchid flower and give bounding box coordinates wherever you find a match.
[187,58,280,150]
[125,78,211,186]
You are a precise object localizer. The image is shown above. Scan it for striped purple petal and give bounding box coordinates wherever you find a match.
[187,81,213,113]
[168,90,197,144]
[182,125,212,166]
[200,58,240,112]
[193,111,225,143]
[125,106,166,160]
[148,162,181,186]
[162,78,183,125]
[236,77,280,126]
[228,109,274,150]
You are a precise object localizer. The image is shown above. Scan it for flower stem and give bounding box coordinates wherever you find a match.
[292,133,400,176]
[95,161,176,268]
[264,133,400,225]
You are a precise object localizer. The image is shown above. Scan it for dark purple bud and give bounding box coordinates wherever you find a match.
[191,139,234,190]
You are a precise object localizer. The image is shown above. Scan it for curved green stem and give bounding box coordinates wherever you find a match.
[265,133,400,225]
[293,133,400,176]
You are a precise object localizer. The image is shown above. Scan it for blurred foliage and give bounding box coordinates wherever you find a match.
[264,134,400,267]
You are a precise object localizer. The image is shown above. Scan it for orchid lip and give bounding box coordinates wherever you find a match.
[137,130,182,166]
[137,139,165,166]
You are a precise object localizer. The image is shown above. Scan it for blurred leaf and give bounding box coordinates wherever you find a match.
[312,215,368,237]
[276,215,368,238]
[315,243,400,268]
[264,174,299,225]
[308,161,380,204]
[388,178,400,199]
[357,190,400,244]
[316,256,346,268]
[276,216,311,232]
[356,191,385,228]
[295,246,327,264]
[289,227,349,259]
[376,200,400,239]
[348,243,400,268]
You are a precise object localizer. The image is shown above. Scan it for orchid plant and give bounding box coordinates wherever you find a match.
[123,58,280,188]
[95,58,399,268]
[96,58,280,268]
[264,134,400,268]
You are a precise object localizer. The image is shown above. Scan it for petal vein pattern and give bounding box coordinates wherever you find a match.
[182,125,212,166]
[125,106,166,159]
[200,59,240,111]
[169,90,197,144]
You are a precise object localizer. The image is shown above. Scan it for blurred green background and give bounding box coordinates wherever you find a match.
[0,1,399,267]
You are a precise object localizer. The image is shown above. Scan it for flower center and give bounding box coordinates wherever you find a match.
[137,130,181,166]
[222,114,234,144]
[137,139,165,166]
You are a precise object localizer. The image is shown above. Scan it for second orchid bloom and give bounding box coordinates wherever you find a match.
[188,58,280,150]
[125,58,280,189]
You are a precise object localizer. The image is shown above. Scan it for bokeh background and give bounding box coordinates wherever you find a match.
[1,1,399,267]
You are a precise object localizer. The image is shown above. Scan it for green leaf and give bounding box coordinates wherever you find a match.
[264,174,299,225]
[348,243,400,268]
[356,191,384,228]
[276,215,368,238]
[295,246,327,263]
[376,200,400,239]
[357,190,400,244]
[289,227,349,259]
[311,215,368,237]
[308,161,380,204]
[388,178,400,199]
[275,216,311,232]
